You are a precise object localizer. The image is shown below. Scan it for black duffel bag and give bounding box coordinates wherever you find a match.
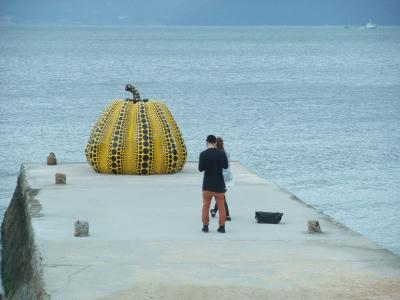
[255,211,283,224]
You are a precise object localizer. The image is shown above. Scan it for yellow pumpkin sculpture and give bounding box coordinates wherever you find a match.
[86,84,187,175]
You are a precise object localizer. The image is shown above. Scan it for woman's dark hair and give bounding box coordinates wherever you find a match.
[216,137,224,150]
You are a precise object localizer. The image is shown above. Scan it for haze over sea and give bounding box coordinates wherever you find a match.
[0,26,399,256]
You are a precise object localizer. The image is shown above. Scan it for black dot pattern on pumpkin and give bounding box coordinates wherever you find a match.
[160,104,187,171]
[108,102,129,174]
[86,98,187,175]
[135,102,154,175]
[85,101,119,172]
[153,103,180,174]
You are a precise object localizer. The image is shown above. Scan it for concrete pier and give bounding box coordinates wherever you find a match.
[2,162,400,299]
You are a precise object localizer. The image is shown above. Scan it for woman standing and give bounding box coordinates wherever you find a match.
[210,137,233,221]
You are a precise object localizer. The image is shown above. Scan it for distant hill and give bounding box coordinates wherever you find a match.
[169,0,400,26]
[0,0,399,26]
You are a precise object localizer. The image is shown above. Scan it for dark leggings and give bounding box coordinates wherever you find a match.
[213,194,230,217]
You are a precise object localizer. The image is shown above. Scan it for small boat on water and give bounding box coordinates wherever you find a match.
[344,20,377,30]
[365,20,377,29]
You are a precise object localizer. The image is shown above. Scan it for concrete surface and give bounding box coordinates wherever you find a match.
[25,162,400,299]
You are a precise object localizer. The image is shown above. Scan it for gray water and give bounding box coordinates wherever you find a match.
[0,26,399,257]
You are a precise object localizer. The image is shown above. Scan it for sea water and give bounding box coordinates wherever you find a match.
[0,26,399,258]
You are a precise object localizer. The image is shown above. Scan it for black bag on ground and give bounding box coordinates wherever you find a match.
[255,211,283,224]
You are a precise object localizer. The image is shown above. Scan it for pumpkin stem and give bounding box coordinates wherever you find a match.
[125,84,141,103]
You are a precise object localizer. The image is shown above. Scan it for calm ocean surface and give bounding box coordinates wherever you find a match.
[0,26,399,256]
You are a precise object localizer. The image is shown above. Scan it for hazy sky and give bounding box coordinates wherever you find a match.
[1,0,399,26]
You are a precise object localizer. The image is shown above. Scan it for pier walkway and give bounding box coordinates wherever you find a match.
[21,162,400,299]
